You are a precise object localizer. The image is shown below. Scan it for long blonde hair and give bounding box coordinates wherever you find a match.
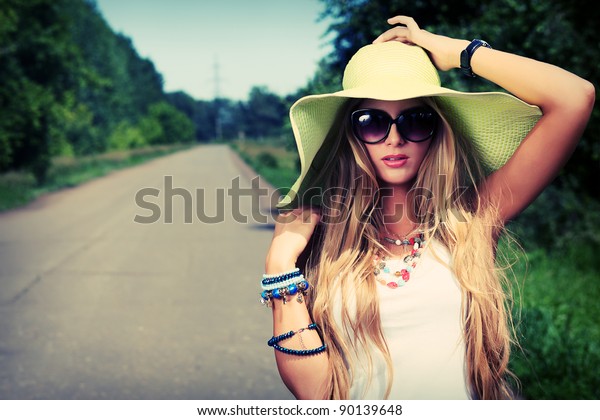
[303,97,516,399]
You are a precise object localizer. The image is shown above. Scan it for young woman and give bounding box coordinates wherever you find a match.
[261,16,594,399]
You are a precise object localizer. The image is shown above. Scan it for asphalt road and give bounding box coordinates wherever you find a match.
[0,144,293,400]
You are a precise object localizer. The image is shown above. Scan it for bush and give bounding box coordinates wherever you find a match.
[509,247,600,399]
[146,102,195,144]
[256,151,278,169]
[510,182,600,258]
[0,171,37,211]
[108,121,147,150]
[511,305,600,399]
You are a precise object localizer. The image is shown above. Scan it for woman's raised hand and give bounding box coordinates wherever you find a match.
[372,15,425,45]
[265,207,321,274]
[373,15,467,72]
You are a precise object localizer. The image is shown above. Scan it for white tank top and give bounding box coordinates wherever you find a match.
[332,239,470,399]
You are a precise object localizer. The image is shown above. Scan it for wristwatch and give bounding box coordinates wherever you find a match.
[460,39,492,77]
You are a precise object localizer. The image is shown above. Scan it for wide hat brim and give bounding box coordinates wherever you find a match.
[278,43,542,208]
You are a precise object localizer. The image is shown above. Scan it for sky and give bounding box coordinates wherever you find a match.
[94,0,333,101]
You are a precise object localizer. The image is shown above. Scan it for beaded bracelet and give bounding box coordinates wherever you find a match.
[261,268,304,291]
[262,268,301,284]
[261,274,305,291]
[262,267,300,279]
[268,323,327,356]
[261,279,310,306]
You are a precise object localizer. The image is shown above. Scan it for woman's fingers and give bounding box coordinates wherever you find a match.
[387,15,418,29]
[373,27,407,44]
[373,16,421,44]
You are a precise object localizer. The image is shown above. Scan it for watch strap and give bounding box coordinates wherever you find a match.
[460,39,492,77]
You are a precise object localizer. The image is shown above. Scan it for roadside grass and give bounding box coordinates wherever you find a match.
[229,139,299,195]
[507,243,600,399]
[231,139,600,400]
[0,143,195,212]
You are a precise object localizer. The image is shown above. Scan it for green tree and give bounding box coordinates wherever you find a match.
[0,0,183,184]
[0,0,79,182]
[65,1,165,151]
[242,86,287,139]
[145,102,195,145]
[108,121,146,150]
[193,100,219,141]
[168,91,213,142]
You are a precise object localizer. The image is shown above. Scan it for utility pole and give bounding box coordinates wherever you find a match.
[214,55,223,141]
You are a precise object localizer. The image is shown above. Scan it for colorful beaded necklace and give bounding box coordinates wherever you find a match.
[373,232,426,289]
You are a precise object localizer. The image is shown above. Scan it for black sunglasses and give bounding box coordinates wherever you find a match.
[351,106,439,144]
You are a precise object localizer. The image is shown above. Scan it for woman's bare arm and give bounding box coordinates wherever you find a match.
[264,207,329,399]
[375,16,595,222]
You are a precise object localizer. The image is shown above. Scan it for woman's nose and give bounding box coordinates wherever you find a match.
[385,123,406,146]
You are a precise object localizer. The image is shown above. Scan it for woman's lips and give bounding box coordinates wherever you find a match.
[382,154,408,168]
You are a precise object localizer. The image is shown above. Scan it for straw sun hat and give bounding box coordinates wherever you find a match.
[278,41,542,208]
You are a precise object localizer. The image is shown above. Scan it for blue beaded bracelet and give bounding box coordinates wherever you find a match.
[260,279,310,306]
[270,343,327,356]
[261,274,304,291]
[268,323,318,346]
[268,323,327,356]
[262,268,301,284]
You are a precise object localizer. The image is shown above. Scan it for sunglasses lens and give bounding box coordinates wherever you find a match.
[352,107,438,143]
[352,110,390,143]
[400,109,437,142]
